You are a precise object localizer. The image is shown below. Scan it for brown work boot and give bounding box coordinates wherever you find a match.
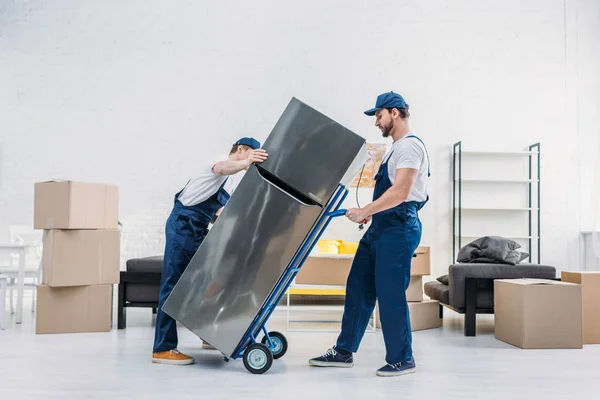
[152,349,195,365]
[202,340,216,350]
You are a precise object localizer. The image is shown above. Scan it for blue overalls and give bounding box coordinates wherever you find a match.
[336,135,429,364]
[153,180,230,353]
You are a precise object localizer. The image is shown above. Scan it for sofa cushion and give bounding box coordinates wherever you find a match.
[126,256,164,273]
[424,281,450,305]
[126,284,160,303]
[437,274,449,285]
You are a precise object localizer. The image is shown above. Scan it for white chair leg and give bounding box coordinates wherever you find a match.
[0,278,7,330]
[9,288,14,314]
[31,286,36,313]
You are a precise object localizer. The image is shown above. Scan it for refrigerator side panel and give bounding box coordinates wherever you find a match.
[162,166,323,357]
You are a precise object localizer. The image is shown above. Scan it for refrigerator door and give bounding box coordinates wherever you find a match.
[162,166,324,357]
[259,97,366,205]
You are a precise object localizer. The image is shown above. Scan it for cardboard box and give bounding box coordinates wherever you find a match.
[494,279,582,349]
[406,276,423,302]
[35,284,113,334]
[295,255,423,301]
[376,300,442,331]
[295,249,431,286]
[561,271,600,344]
[411,246,430,276]
[42,230,120,287]
[34,181,118,229]
[295,254,352,286]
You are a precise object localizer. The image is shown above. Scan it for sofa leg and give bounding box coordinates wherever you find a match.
[118,283,126,330]
[439,304,444,319]
[465,277,477,336]
[152,307,157,315]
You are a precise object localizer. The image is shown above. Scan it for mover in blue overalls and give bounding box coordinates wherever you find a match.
[152,137,267,365]
[309,91,430,377]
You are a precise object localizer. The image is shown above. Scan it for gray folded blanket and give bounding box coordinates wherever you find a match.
[456,236,529,265]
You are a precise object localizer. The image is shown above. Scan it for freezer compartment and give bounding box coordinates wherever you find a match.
[162,166,323,357]
[259,97,366,205]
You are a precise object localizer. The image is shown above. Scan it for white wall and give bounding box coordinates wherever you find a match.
[574,0,600,232]
[1,0,598,276]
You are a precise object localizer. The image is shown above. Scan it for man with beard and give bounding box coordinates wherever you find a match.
[308,91,430,377]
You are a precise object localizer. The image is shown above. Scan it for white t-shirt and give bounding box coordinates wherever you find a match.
[177,159,245,207]
[384,134,429,202]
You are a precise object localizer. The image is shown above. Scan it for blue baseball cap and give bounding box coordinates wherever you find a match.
[234,137,261,149]
[364,91,408,116]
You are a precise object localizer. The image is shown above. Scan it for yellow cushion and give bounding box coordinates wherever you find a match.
[338,241,359,254]
[316,240,341,254]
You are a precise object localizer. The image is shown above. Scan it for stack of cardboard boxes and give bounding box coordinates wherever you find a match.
[33,181,120,334]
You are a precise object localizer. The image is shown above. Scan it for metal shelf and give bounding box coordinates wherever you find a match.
[452,141,541,263]
[461,234,538,240]
[461,151,539,156]
[457,179,539,183]
[459,207,538,211]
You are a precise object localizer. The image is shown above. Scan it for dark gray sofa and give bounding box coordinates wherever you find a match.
[424,263,556,336]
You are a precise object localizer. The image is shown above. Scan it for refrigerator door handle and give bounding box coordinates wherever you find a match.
[255,166,322,208]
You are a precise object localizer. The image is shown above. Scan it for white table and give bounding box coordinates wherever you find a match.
[0,244,36,324]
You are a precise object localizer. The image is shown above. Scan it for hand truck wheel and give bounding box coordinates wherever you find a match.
[261,331,288,360]
[243,343,273,374]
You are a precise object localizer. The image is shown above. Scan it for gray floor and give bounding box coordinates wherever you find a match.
[1,300,599,400]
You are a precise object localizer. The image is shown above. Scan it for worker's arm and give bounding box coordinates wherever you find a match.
[346,168,418,223]
[212,149,268,176]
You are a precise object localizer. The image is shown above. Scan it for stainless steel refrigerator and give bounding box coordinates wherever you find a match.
[162,97,367,357]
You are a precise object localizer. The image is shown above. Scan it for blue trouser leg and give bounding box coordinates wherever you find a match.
[376,218,422,364]
[336,218,422,364]
[152,209,203,353]
[336,233,377,353]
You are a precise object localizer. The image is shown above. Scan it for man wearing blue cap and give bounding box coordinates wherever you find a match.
[309,92,430,377]
[152,137,267,365]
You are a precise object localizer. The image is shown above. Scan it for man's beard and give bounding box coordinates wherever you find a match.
[381,121,393,138]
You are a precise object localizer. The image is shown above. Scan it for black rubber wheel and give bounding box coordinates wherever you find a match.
[243,343,273,374]
[261,331,288,360]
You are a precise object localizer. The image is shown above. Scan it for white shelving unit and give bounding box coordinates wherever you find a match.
[452,142,541,263]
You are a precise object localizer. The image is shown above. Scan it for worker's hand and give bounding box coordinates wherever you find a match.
[346,208,371,224]
[246,149,268,167]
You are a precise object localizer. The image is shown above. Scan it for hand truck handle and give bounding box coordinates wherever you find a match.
[325,209,347,218]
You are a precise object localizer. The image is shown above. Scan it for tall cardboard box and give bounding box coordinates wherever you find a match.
[561,271,600,344]
[34,181,118,229]
[411,246,430,276]
[494,279,582,349]
[42,230,120,287]
[35,284,113,334]
[376,300,442,331]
